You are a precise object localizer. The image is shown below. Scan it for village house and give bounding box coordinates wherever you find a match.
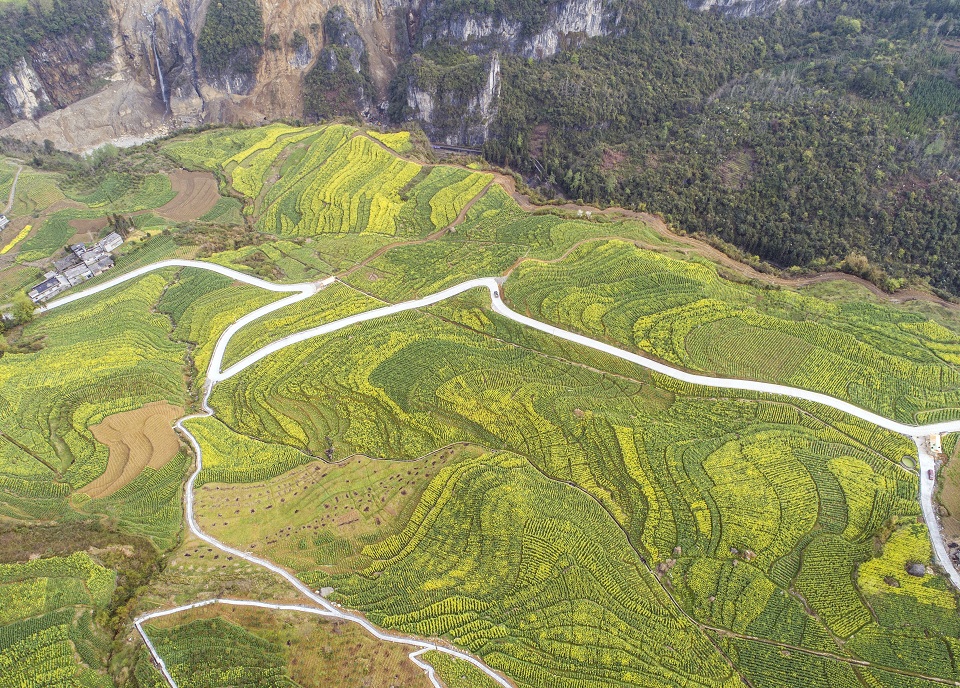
[27,231,124,303]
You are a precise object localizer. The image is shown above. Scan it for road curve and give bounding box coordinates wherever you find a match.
[41,260,960,437]
[39,258,314,313]
[135,598,453,688]
[142,383,515,688]
[34,258,960,684]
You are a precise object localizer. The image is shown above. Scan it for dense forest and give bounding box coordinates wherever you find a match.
[441,0,960,295]
[0,0,109,76]
[303,7,374,120]
[197,0,264,83]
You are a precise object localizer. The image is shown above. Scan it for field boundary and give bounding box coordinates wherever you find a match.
[37,257,960,687]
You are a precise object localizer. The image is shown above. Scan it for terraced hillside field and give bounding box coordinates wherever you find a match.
[507,239,960,424]
[3,122,960,688]
[199,297,958,688]
[135,603,438,688]
[0,553,116,687]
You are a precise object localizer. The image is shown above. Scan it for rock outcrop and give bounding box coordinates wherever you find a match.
[399,0,611,145]
[420,0,608,59]
[3,58,51,120]
[686,0,811,16]
[404,52,500,146]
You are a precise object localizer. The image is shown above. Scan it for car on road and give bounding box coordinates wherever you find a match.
[929,469,936,480]
[493,290,499,298]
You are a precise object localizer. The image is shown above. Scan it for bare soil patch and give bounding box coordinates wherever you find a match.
[81,401,183,499]
[601,148,627,172]
[68,217,109,245]
[156,170,220,222]
[69,217,109,234]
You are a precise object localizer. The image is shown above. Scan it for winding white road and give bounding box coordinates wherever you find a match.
[39,258,960,686]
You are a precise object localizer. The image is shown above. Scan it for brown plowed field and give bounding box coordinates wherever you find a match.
[82,401,184,499]
[156,170,220,222]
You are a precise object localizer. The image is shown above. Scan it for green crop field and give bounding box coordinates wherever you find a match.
[135,604,435,687]
[138,617,295,687]
[366,130,413,153]
[3,122,960,687]
[421,650,502,688]
[507,239,960,423]
[219,281,382,369]
[0,271,187,492]
[196,293,955,687]
[0,265,280,533]
[156,267,284,380]
[0,552,116,687]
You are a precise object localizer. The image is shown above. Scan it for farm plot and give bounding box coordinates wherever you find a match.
[10,170,67,217]
[81,400,183,499]
[194,434,477,572]
[219,281,382,369]
[367,130,413,153]
[507,238,960,423]
[162,127,284,171]
[0,272,186,492]
[136,604,434,688]
[64,172,175,213]
[258,132,421,237]
[156,267,284,380]
[137,617,295,688]
[0,265,271,533]
[227,125,318,200]
[155,171,221,222]
[0,552,116,688]
[206,300,948,686]
[16,208,104,262]
[342,186,658,302]
[254,126,491,239]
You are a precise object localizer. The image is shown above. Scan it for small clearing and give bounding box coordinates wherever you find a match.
[82,401,183,498]
[156,171,220,222]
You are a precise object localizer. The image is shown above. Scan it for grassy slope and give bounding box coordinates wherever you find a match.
[136,605,433,688]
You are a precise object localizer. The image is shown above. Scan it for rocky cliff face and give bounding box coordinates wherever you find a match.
[398,0,612,145]
[0,32,112,125]
[0,0,776,152]
[0,0,613,150]
[686,0,810,16]
[3,58,51,120]
[420,0,607,59]
[405,52,499,146]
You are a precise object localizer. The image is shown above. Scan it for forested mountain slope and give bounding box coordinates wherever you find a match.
[0,0,958,294]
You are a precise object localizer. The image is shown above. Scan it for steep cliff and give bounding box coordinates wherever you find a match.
[686,0,811,17]
[3,59,50,120]
[402,51,499,146]
[303,7,375,119]
[395,0,612,145]
[419,0,607,59]
[0,0,792,152]
[0,0,112,125]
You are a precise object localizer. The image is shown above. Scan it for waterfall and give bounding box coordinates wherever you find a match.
[153,35,169,113]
